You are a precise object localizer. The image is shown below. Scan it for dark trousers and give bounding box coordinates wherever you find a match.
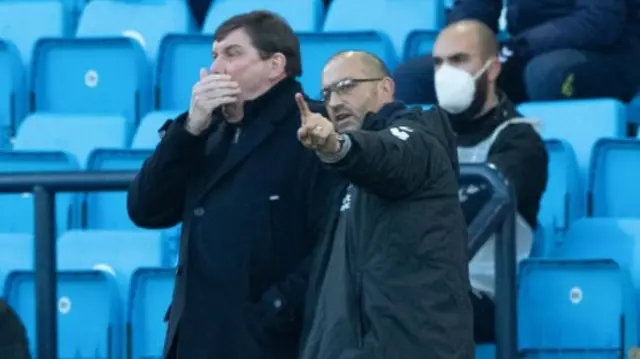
[471,291,496,344]
[393,48,640,105]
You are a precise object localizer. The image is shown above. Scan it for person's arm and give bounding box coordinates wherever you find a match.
[319,110,438,201]
[514,0,626,57]
[487,123,549,225]
[448,0,503,33]
[127,112,207,228]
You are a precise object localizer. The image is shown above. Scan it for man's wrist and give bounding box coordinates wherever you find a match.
[183,117,204,136]
[317,133,351,163]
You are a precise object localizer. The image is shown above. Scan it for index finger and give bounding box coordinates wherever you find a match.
[295,93,311,119]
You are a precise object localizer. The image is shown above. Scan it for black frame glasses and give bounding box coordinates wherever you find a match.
[321,78,383,101]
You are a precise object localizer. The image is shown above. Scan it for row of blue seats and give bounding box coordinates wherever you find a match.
[1,29,636,143]
[0,129,638,261]
[0,30,443,140]
[2,218,640,358]
[0,0,447,65]
[0,100,637,235]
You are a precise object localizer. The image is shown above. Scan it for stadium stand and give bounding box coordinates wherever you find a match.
[1,0,640,357]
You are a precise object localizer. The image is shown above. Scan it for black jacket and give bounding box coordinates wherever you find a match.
[0,300,30,359]
[452,93,548,229]
[127,78,342,359]
[301,102,474,359]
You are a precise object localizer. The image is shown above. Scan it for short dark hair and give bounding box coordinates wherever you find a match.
[214,10,302,77]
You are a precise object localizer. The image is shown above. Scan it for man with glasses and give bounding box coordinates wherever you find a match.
[297,51,474,359]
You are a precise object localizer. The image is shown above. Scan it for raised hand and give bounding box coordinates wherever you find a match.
[185,68,241,135]
[295,93,340,154]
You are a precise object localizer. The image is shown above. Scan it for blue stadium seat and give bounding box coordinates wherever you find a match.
[0,0,67,67]
[14,114,129,167]
[57,230,172,307]
[77,0,195,61]
[0,40,26,148]
[5,270,121,358]
[550,218,640,337]
[475,345,495,359]
[0,234,32,295]
[157,35,211,110]
[590,139,640,217]
[85,149,152,229]
[403,30,439,59]
[518,99,627,183]
[203,0,323,33]
[518,259,638,355]
[297,32,396,99]
[32,38,151,131]
[0,151,80,234]
[323,0,445,57]
[538,140,584,250]
[133,111,181,148]
[129,268,175,359]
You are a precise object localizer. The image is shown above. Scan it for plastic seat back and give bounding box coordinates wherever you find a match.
[0,234,32,295]
[14,114,129,167]
[129,268,175,359]
[518,99,626,184]
[132,110,181,148]
[538,139,584,250]
[5,270,121,358]
[0,151,80,234]
[518,259,637,354]
[85,149,152,229]
[31,38,151,131]
[57,230,168,308]
[323,0,445,57]
[157,35,211,110]
[0,40,26,147]
[203,0,323,33]
[590,139,640,217]
[0,0,67,66]
[77,0,195,60]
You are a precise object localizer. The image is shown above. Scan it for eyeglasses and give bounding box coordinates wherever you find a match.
[321,78,383,101]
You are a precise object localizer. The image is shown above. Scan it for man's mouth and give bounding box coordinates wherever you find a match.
[335,113,352,123]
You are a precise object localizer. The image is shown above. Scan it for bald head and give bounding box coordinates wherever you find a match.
[324,51,390,78]
[437,20,498,61]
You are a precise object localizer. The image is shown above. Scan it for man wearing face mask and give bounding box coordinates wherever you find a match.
[395,0,640,105]
[127,11,343,359]
[433,20,548,343]
[298,51,474,359]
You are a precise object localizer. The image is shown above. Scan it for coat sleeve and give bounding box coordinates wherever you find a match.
[515,0,627,57]
[448,0,503,33]
[257,155,344,332]
[487,123,549,226]
[127,112,207,229]
[324,112,436,201]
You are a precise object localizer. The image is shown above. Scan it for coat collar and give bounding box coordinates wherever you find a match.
[196,77,302,200]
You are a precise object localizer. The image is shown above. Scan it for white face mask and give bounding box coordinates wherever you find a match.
[434,60,492,114]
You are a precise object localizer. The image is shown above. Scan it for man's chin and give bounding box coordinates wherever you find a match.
[336,120,359,133]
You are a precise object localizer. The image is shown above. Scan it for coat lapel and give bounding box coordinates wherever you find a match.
[196,118,275,200]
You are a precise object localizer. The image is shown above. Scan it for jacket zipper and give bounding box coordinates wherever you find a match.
[232,127,241,144]
[355,270,365,348]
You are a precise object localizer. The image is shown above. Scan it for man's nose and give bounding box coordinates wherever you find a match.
[210,60,223,74]
[327,91,342,107]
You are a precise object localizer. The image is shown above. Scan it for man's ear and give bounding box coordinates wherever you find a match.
[488,57,501,82]
[379,77,395,98]
[268,53,287,79]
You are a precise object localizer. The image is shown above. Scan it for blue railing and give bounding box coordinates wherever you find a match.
[0,164,517,359]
